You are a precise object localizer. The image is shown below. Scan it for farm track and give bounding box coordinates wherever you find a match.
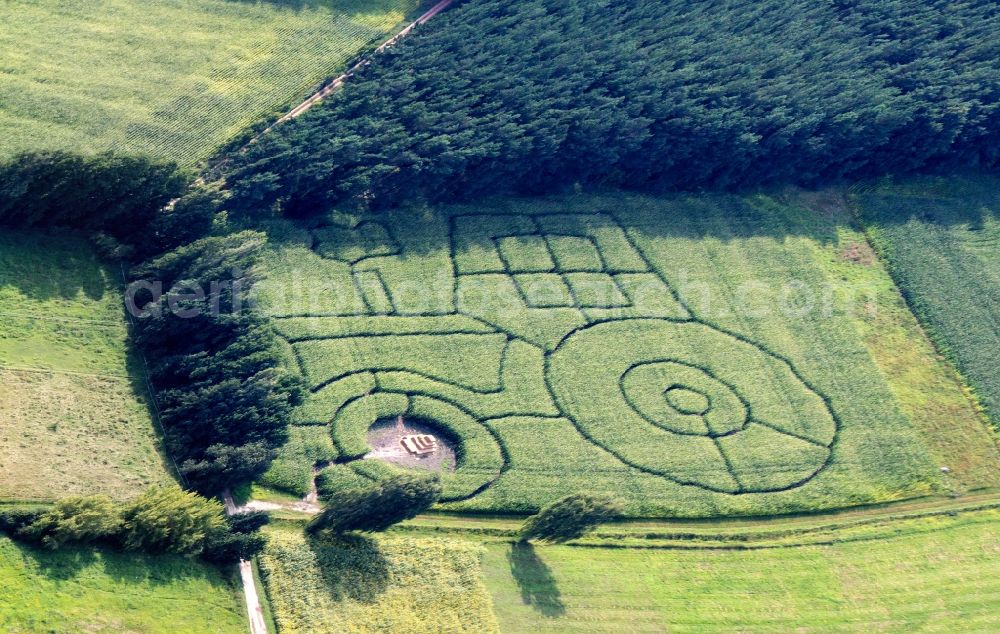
[260,490,1000,548]
[395,490,1000,548]
[223,491,268,634]
[245,0,454,146]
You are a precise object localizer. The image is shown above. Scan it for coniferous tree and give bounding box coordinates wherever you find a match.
[131,232,303,492]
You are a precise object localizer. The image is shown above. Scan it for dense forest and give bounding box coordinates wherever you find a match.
[221,0,1000,215]
[130,231,303,493]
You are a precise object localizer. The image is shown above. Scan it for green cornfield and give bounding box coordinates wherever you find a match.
[258,522,499,633]
[0,0,418,165]
[251,192,1000,517]
[857,175,1000,429]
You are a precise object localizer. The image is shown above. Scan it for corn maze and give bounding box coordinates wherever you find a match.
[258,195,940,516]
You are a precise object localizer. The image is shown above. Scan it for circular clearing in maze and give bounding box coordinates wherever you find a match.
[331,390,506,500]
[546,319,837,493]
[366,415,458,473]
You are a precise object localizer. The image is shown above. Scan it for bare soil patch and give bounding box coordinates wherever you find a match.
[842,242,876,266]
[366,416,457,473]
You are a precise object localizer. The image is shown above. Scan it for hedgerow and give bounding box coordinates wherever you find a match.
[6,486,265,562]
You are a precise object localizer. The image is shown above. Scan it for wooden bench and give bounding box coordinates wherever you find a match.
[401,434,438,456]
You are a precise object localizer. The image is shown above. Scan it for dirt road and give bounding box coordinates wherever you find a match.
[248,0,454,144]
[238,560,268,634]
[223,491,269,634]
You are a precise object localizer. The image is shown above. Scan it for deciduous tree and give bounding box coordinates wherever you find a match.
[519,493,623,543]
[18,495,123,549]
[121,487,227,556]
[307,474,442,534]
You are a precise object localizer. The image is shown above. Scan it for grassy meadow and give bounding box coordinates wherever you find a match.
[258,522,499,633]
[856,176,1000,430]
[0,0,418,165]
[0,535,247,633]
[248,191,999,517]
[481,509,1000,632]
[0,231,171,501]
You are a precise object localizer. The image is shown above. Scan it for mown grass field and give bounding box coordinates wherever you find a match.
[481,509,1000,632]
[0,0,418,165]
[250,192,999,517]
[0,535,247,633]
[0,230,172,501]
[258,521,499,633]
[856,175,1000,430]
[256,505,1000,632]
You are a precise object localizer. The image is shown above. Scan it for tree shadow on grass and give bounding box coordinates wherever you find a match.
[306,532,390,603]
[508,541,565,617]
[14,539,224,586]
[0,229,110,304]
[14,542,99,581]
[100,550,228,587]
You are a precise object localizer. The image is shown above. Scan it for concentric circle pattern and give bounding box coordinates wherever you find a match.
[332,389,506,501]
[621,361,747,436]
[547,319,836,493]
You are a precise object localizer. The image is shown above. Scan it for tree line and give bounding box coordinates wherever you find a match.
[220,0,1000,216]
[0,487,268,563]
[0,152,302,495]
[129,230,304,493]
